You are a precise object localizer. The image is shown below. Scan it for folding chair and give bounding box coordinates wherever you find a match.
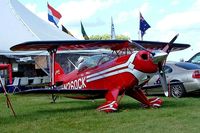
[20,77,29,86]
[10,77,20,93]
[31,77,42,85]
[0,77,5,87]
[42,76,50,84]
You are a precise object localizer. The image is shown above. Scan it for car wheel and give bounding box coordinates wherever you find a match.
[170,83,185,98]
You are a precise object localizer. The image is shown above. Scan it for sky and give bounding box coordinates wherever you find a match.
[18,0,200,61]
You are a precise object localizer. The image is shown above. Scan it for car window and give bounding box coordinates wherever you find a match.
[188,53,200,63]
[163,65,172,73]
[175,62,200,70]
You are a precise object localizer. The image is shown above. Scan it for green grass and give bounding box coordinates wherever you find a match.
[1,94,200,133]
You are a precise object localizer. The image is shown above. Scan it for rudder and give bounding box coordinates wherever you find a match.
[54,62,65,81]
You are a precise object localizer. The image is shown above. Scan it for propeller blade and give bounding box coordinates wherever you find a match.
[162,34,179,53]
[158,63,169,97]
[132,41,155,56]
[169,34,179,44]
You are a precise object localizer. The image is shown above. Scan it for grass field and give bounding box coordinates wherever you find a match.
[1,94,200,133]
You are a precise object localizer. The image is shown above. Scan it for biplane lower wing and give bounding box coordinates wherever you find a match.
[10,40,190,52]
[14,89,108,99]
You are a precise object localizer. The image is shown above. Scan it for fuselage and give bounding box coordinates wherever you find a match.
[55,50,159,99]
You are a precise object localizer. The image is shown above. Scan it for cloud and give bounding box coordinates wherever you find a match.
[171,0,180,6]
[138,2,151,14]
[152,0,200,61]
[58,0,119,24]
[116,11,132,23]
[156,11,200,31]
[24,3,37,13]
[116,2,150,23]
[156,0,200,31]
[22,0,118,26]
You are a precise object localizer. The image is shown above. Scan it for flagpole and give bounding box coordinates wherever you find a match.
[138,31,140,40]
[141,33,143,41]
[139,12,142,41]
[111,16,116,40]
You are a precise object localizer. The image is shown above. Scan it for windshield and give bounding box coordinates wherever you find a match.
[78,55,115,71]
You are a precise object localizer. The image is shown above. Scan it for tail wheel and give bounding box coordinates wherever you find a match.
[170,83,185,98]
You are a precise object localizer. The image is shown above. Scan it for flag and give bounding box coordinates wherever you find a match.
[139,12,151,39]
[62,25,74,37]
[111,17,116,40]
[47,3,62,27]
[80,21,89,40]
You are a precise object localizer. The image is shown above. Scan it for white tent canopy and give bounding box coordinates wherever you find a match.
[0,0,76,51]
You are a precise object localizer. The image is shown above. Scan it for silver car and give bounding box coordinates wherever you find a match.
[144,61,200,98]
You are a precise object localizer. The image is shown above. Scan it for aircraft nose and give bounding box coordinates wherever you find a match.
[152,50,168,64]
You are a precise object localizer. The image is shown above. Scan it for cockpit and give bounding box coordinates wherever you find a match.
[78,54,115,71]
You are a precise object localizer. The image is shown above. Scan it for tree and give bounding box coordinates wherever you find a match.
[89,34,130,40]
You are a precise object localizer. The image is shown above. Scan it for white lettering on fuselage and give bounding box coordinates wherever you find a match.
[63,77,86,90]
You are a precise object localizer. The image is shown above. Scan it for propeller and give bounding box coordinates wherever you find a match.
[158,34,179,97]
[132,34,179,97]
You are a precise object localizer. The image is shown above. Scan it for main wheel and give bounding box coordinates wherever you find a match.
[170,83,185,98]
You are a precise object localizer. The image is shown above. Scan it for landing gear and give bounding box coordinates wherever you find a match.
[51,94,58,103]
[97,89,119,113]
[97,101,118,112]
[126,88,163,108]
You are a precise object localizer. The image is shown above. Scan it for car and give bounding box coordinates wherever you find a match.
[187,52,200,65]
[143,61,200,98]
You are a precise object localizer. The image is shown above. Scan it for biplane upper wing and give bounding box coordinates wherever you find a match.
[133,40,190,51]
[10,40,131,51]
[10,40,190,52]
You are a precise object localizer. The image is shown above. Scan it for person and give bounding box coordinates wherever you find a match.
[77,56,85,70]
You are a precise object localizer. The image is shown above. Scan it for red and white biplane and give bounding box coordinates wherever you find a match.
[10,34,190,112]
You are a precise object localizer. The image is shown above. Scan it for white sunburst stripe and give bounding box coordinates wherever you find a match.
[86,52,138,79]
[149,98,160,103]
[86,67,149,84]
[86,52,155,84]
[97,101,117,111]
[86,63,128,79]
[87,68,129,82]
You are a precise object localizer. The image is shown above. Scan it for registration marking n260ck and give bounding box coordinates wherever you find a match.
[63,77,86,90]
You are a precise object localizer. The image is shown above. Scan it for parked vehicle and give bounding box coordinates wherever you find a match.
[187,52,200,65]
[143,61,200,98]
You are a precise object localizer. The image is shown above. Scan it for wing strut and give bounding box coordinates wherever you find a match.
[48,48,58,103]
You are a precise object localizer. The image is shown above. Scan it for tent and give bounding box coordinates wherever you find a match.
[0,0,76,51]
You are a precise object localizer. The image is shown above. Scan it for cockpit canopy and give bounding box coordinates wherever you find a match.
[78,54,115,71]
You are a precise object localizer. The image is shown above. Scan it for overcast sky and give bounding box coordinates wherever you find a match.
[18,0,200,61]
